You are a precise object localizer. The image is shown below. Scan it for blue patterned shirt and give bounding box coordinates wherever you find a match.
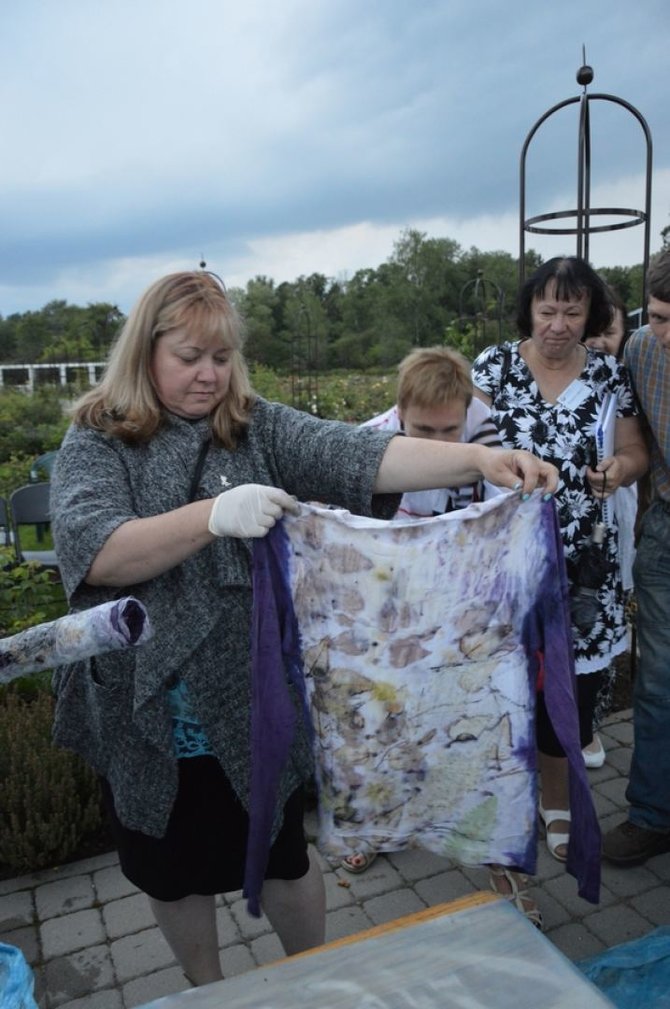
[167,678,214,758]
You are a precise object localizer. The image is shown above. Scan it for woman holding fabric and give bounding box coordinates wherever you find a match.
[51,270,557,988]
[472,257,648,865]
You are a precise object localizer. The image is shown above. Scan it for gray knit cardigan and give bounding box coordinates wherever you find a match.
[50,398,398,837]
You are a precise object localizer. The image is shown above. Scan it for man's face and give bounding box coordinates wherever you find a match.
[398,401,468,442]
[648,296,670,351]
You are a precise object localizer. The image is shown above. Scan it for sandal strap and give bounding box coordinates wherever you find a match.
[488,866,543,930]
[341,851,377,873]
[540,807,569,823]
[540,807,572,825]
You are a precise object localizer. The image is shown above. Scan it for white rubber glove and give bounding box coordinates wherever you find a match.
[208,484,300,538]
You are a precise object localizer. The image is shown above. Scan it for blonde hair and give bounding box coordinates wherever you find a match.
[396,346,473,411]
[71,272,255,448]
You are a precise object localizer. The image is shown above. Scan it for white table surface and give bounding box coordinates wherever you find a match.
[138,893,614,1009]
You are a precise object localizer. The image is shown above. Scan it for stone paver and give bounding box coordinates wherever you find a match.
[413,868,478,906]
[2,708,670,1008]
[94,865,139,904]
[41,908,105,959]
[325,904,374,942]
[122,967,186,1009]
[0,890,33,930]
[218,943,256,977]
[35,875,96,921]
[43,946,116,1008]
[631,886,670,925]
[110,928,175,983]
[362,886,425,925]
[61,990,124,1009]
[102,894,155,941]
[250,931,285,965]
[585,903,654,946]
[3,924,39,964]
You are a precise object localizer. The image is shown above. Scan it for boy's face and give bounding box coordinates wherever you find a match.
[648,296,670,351]
[398,400,468,442]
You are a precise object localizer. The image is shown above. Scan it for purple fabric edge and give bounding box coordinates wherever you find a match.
[535,501,601,903]
[244,523,310,916]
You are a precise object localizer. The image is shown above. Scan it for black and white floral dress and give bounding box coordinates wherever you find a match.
[472,340,638,675]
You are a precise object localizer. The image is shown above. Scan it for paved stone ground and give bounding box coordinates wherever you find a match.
[2,708,669,1008]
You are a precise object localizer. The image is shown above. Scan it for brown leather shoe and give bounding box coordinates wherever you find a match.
[602,820,670,867]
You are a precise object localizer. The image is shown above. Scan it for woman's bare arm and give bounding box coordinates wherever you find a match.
[86,499,216,587]
[374,438,558,497]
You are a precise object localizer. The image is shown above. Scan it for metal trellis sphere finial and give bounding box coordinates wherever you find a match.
[576,63,594,87]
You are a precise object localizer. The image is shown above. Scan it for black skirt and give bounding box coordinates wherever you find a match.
[100,756,310,901]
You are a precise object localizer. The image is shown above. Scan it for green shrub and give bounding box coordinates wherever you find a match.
[0,548,66,637]
[0,689,103,874]
[0,550,99,874]
[0,388,68,465]
[0,454,34,499]
[248,366,396,422]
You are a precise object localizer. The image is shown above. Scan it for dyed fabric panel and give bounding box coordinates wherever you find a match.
[246,494,601,913]
[0,597,152,683]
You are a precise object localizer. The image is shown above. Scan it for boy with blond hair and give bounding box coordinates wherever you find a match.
[363,346,502,517]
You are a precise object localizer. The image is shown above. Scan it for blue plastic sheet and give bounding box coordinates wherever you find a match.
[578,926,670,1008]
[0,943,38,1009]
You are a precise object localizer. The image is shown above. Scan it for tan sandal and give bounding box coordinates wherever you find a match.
[488,865,543,930]
[341,851,378,874]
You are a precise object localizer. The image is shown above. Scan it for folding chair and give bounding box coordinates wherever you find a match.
[0,497,12,548]
[9,483,60,570]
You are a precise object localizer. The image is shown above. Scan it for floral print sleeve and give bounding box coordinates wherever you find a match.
[472,343,509,401]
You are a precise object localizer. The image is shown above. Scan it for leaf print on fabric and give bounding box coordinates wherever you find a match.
[323,543,375,574]
[281,495,562,872]
[388,635,432,668]
[252,492,600,903]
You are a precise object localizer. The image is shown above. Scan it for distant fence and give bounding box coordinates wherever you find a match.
[0,362,106,392]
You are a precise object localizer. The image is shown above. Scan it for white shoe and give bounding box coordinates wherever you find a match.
[538,801,571,862]
[582,733,605,769]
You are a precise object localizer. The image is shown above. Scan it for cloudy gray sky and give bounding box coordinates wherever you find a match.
[0,0,667,316]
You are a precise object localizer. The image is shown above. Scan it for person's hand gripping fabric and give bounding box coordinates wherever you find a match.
[208,484,300,538]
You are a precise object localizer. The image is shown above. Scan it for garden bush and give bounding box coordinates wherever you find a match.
[0,688,102,874]
[249,365,396,422]
[0,454,35,500]
[0,549,104,875]
[0,388,68,465]
[0,548,66,636]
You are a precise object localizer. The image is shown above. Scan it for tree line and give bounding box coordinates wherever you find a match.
[0,230,646,375]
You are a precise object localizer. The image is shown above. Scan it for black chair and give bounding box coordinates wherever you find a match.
[29,452,60,542]
[9,483,60,570]
[0,497,12,548]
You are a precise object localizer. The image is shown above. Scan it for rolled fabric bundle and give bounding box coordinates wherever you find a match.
[0,597,152,683]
